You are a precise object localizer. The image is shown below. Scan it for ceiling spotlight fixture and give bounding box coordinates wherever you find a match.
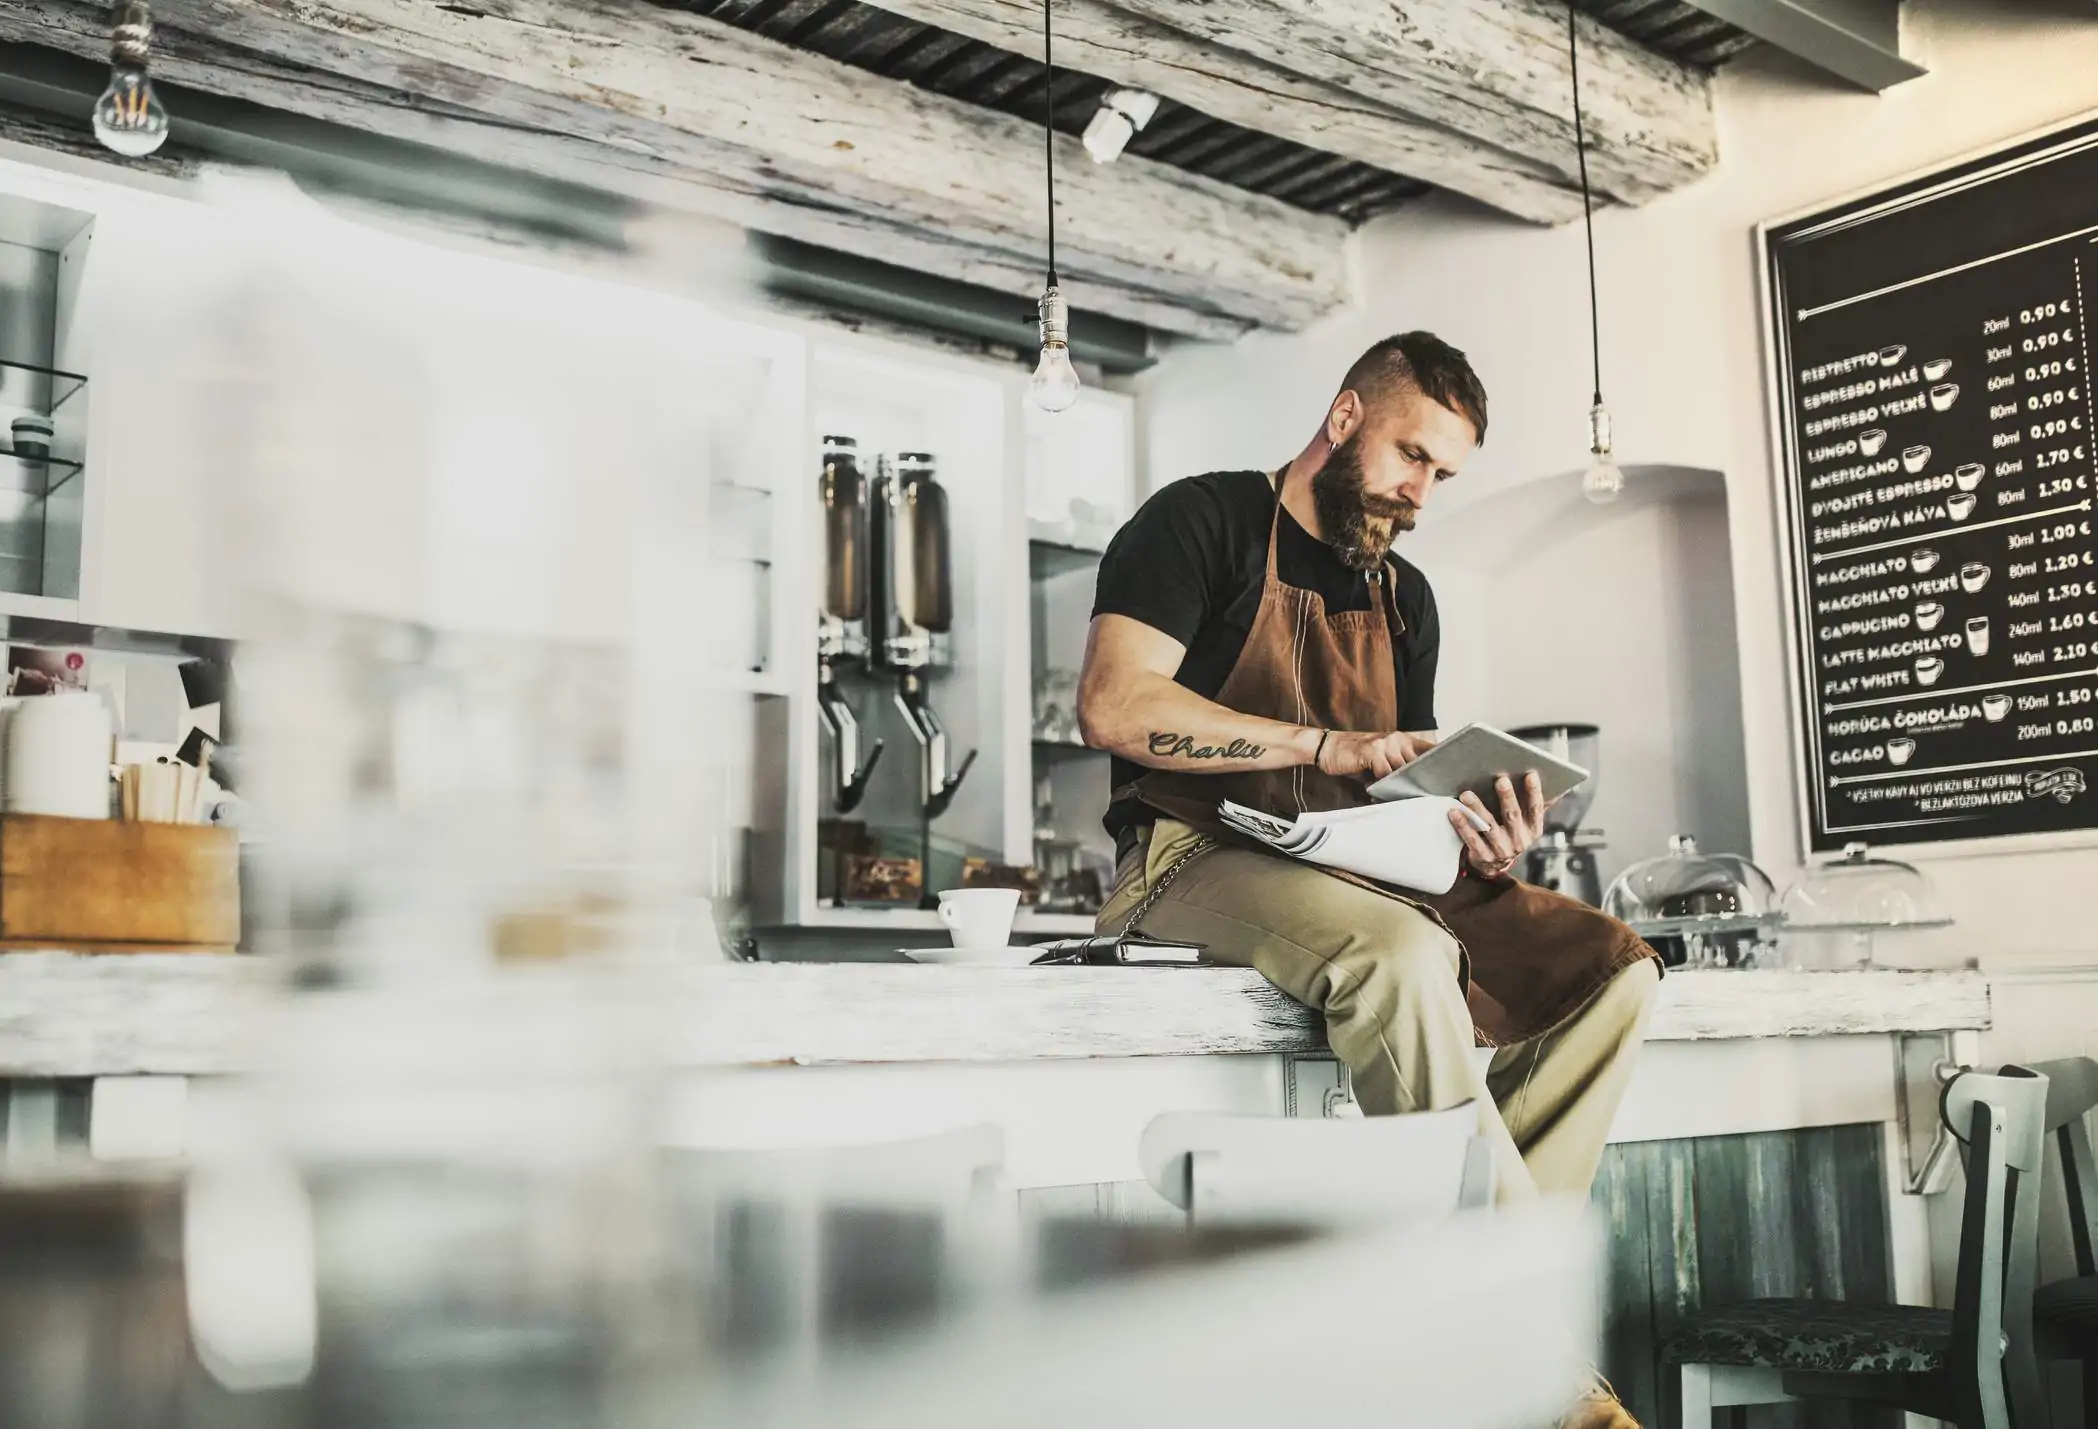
[1082,88,1160,164]
[1031,0,1081,413]
[1567,3,1620,507]
[93,0,169,158]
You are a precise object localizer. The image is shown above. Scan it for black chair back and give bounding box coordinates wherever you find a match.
[1943,1065,2050,1429]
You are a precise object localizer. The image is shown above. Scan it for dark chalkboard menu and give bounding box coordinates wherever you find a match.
[1766,117,2098,852]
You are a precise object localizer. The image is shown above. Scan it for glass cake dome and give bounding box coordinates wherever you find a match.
[1603,835,1782,939]
[1779,842,1951,968]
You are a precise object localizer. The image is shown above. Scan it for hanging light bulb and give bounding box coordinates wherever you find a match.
[1567,3,1619,503]
[1031,0,1081,412]
[93,0,168,158]
[1033,287,1081,412]
[1583,399,1623,505]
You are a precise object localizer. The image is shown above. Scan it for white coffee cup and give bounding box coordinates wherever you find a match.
[937,888,1021,949]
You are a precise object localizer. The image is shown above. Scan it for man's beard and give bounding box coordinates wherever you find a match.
[1311,434,1417,571]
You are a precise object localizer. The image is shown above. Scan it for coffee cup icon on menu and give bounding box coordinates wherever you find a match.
[1902,444,1933,474]
[1886,737,1917,767]
[1911,548,1941,573]
[1915,601,1946,631]
[1879,344,1908,367]
[1983,693,2013,722]
[1966,616,1991,657]
[1930,382,1961,412]
[1915,656,1946,686]
[1924,358,1954,381]
[1948,493,1979,521]
[1960,562,1991,593]
[1955,463,1985,492]
[1859,429,1889,456]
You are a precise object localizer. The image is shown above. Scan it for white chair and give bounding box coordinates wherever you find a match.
[1139,1101,1492,1227]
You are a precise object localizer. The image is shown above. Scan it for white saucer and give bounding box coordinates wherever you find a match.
[901,946,1041,968]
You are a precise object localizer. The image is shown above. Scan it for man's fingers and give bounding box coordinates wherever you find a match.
[1495,776,1523,833]
[1456,793,1504,863]
[1368,744,1395,779]
[1523,772,1548,840]
[1448,807,1494,864]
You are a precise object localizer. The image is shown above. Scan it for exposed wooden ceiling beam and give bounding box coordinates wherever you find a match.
[853,0,1591,224]
[1105,0,1718,204]
[0,0,1350,337]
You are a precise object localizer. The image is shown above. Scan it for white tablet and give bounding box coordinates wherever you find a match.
[1365,722,1590,809]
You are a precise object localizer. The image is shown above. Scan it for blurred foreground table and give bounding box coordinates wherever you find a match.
[0,1169,1598,1429]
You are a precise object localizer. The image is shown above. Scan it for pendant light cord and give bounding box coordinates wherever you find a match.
[1042,0,1058,287]
[1569,1,1600,409]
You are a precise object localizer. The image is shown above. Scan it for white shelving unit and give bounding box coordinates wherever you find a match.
[0,190,94,618]
[0,143,1132,942]
[735,328,1136,936]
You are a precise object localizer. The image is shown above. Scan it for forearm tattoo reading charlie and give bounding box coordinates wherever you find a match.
[1148,732,1266,760]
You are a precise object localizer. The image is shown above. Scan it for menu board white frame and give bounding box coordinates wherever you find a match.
[1760,107,2098,860]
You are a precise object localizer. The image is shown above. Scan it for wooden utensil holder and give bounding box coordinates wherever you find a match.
[0,814,240,953]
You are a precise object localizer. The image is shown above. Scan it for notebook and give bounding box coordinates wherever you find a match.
[1028,932,1208,966]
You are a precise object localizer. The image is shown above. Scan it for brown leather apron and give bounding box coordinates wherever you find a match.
[1125,480,1657,1048]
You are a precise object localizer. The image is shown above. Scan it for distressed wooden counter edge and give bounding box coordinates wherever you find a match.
[0,956,1991,1076]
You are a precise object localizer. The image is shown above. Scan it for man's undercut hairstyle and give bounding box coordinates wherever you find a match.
[1338,331,1488,443]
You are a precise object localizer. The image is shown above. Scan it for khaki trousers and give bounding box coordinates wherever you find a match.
[1101,820,1659,1203]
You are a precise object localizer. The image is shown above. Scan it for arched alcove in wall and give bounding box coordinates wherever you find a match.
[1397,464,1752,889]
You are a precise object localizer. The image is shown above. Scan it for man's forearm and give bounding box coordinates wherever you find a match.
[1079,670,1319,772]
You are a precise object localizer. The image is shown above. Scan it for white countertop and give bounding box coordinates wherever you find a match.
[0,954,1992,1078]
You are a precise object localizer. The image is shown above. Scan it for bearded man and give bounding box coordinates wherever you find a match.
[1080,332,1659,1428]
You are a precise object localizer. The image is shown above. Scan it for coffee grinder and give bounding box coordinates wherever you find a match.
[816,436,883,813]
[1509,722,1604,906]
[869,453,976,895]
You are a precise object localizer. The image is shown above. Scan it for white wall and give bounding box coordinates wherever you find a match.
[1137,0,2098,962]
[1402,466,1750,887]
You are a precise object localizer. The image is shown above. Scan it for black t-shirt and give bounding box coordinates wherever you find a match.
[1091,469,1440,843]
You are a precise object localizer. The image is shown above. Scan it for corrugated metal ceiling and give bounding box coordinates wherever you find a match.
[670,0,1759,225]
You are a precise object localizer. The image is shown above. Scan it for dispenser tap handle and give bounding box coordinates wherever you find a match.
[926,747,977,820]
[837,739,885,815]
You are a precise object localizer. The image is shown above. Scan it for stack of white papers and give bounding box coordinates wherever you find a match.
[1219,796,1487,895]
